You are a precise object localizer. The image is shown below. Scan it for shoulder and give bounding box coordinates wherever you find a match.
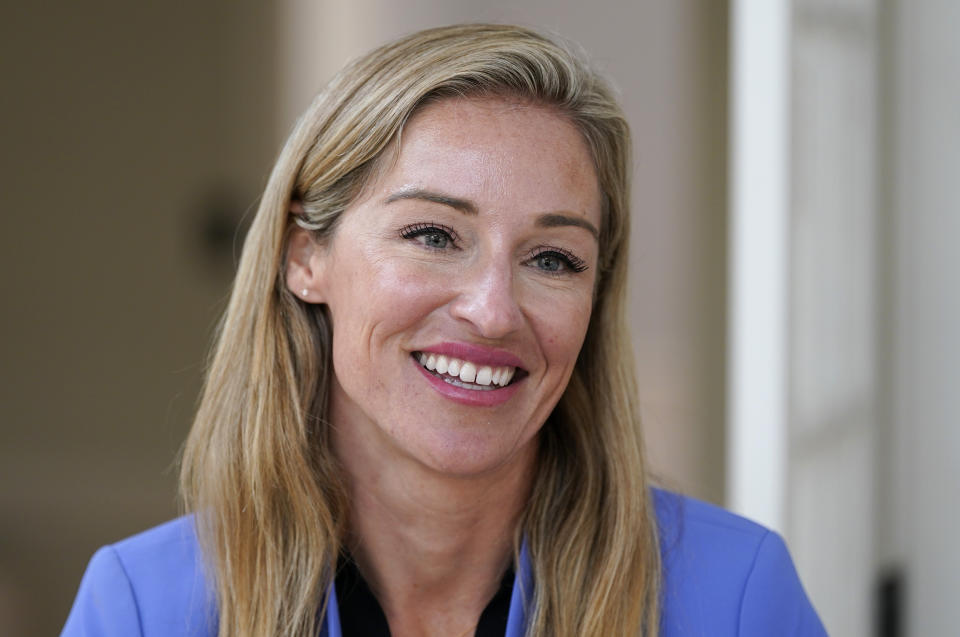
[61,516,217,637]
[652,489,827,637]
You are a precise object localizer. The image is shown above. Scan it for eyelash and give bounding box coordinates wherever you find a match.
[398,223,588,275]
[398,222,460,249]
[526,246,589,275]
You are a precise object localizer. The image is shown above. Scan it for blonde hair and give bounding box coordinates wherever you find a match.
[180,23,660,636]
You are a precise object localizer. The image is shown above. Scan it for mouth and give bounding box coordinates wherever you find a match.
[411,351,526,391]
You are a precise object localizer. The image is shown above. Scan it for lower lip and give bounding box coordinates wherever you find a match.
[413,357,522,407]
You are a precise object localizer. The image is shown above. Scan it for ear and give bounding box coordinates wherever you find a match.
[285,225,327,303]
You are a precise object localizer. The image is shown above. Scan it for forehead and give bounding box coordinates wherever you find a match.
[367,97,602,227]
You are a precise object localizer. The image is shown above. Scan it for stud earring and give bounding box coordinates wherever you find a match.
[301,288,309,298]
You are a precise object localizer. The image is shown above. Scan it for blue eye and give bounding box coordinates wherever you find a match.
[536,253,563,272]
[399,223,459,250]
[528,247,588,275]
[421,231,449,249]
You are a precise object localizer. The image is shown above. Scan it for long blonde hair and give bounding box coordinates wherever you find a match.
[180,23,660,636]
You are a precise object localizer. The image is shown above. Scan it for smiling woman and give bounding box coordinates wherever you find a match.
[61,24,826,637]
[287,98,600,478]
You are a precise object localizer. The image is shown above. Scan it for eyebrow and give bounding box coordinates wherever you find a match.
[384,188,599,240]
[384,188,477,215]
[536,213,599,240]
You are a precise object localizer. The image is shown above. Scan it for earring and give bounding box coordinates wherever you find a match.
[301,288,309,298]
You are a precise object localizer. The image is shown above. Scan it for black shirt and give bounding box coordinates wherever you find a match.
[335,555,515,637]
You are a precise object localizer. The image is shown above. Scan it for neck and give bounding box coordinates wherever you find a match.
[332,414,536,637]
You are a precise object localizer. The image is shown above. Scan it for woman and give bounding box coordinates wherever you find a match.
[63,24,826,636]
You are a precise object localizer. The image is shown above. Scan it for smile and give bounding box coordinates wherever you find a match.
[413,352,517,391]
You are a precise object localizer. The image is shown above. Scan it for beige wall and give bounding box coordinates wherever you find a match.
[0,2,727,633]
[0,3,276,634]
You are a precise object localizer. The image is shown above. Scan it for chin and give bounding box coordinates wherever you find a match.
[414,429,535,479]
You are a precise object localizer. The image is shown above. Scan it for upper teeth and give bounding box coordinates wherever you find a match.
[417,352,516,387]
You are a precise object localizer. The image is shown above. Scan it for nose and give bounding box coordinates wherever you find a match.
[448,259,524,339]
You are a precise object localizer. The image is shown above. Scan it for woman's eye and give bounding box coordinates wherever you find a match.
[399,223,459,250]
[421,231,449,249]
[536,253,563,272]
[528,248,588,275]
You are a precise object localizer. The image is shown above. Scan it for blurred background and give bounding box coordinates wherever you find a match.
[0,0,955,635]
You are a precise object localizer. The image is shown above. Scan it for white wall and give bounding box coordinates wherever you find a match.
[788,3,880,635]
[727,0,791,533]
[885,1,960,634]
[729,1,880,633]
[729,1,960,634]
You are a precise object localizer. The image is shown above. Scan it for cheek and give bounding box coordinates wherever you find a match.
[367,260,455,326]
[526,289,593,368]
[327,255,453,354]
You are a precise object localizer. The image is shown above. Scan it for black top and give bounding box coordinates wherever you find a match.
[335,554,515,637]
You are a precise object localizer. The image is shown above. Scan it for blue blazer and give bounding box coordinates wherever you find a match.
[61,490,827,636]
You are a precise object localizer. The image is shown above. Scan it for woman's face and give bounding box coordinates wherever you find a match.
[292,97,602,477]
